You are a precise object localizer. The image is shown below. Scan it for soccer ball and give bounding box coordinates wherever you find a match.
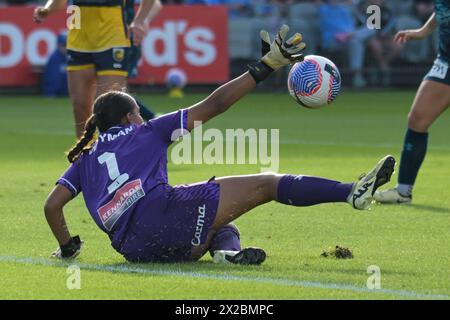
[165,68,187,89]
[287,55,341,109]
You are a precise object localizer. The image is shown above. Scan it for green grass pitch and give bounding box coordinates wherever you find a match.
[0,90,449,299]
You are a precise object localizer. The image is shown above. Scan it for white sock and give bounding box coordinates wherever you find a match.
[397,184,413,197]
[212,250,239,264]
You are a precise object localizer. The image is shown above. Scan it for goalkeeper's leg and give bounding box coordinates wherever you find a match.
[208,224,266,265]
[190,156,394,260]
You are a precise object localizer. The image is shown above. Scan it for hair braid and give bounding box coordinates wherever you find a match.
[67,115,97,163]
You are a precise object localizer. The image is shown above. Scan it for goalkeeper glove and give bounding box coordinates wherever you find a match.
[51,235,83,259]
[248,24,306,83]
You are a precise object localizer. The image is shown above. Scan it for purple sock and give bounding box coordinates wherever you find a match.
[277,175,353,207]
[208,224,241,257]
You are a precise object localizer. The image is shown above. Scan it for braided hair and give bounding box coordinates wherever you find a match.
[67,91,138,163]
[67,114,97,163]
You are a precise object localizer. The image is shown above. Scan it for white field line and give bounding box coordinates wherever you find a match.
[0,255,448,299]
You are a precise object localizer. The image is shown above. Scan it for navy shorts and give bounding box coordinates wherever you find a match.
[424,56,450,86]
[67,47,129,76]
[119,179,220,263]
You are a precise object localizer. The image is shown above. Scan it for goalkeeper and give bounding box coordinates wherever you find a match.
[45,25,395,264]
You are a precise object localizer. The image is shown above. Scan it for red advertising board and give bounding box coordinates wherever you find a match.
[0,5,229,86]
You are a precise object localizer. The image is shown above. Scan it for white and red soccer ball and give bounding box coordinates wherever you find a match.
[287,55,341,109]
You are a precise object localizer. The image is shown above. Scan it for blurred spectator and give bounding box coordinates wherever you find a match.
[184,0,210,3]
[265,0,295,89]
[413,0,437,57]
[413,0,434,23]
[223,0,254,17]
[363,0,402,86]
[185,0,254,18]
[5,0,33,4]
[42,33,68,97]
[394,0,436,64]
[252,0,275,17]
[319,0,376,87]
[268,0,294,27]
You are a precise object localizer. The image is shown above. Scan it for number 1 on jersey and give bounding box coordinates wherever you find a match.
[98,152,129,194]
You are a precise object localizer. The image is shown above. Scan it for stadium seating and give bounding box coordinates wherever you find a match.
[228,2,321,59]
[288,2,320,55]
[396,16,430,63]
[228,18,254,59]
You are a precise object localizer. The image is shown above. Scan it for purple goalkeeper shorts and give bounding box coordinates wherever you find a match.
[118,178,220,263]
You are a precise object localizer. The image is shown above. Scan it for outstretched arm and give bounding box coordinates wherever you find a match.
[44,185,82,258]
[186,25,306,131]
[186,72,256,131]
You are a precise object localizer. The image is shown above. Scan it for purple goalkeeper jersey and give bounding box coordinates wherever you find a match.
[57,109,188,245]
